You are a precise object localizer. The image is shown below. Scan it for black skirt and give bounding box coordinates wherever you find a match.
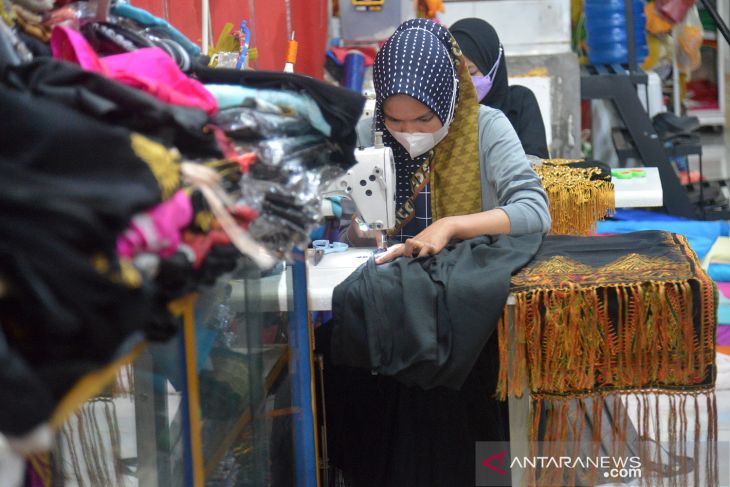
[317,324,510,487]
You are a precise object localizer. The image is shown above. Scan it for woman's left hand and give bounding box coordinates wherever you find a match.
[374,217,454,264]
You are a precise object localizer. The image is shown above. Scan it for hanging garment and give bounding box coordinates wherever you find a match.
[2,57,221,158]
[51,26,218,114]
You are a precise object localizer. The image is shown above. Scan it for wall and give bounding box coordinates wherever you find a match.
[438,0,579,158]
[439,0,572,55]
[507,52,582,158]
[129,0,328,78]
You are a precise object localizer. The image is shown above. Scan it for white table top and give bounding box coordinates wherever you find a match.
[306,248,374,311]
[233,169,663,313]
[612,166,663,208]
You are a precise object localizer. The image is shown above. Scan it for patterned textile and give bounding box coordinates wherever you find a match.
[372,19,481,233]
[497,231,717,486]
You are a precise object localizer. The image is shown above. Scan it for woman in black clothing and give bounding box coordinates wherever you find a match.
[450,17,550,159]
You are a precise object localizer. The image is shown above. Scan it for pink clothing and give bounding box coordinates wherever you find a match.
[117,190,193,258]
[51,26,217,114]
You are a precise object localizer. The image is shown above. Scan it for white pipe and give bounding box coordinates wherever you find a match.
[202,0,210,55]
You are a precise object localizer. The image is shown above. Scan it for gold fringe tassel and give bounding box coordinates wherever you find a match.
[524,392,716,487]
[533,163,615,236]
[498,266,717,487]
[497,280,714,401]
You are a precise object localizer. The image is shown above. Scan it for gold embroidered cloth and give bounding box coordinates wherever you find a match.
[497,230,718,486]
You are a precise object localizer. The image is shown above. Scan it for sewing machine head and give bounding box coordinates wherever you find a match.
[323,131,397,233]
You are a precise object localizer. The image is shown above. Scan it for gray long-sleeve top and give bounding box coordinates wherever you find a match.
[477,104,551,234]
[341,104,550,242]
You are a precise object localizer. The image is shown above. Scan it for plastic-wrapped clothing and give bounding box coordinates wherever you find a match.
[2,57,221,159]
[206,85,332,137]
[51,26,218,114]
[192,67,365,168]
[213,106,318,140]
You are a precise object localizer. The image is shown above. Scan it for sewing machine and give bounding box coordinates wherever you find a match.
[320,131,396,261]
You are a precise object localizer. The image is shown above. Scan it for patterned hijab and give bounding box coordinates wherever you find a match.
[373,18,482,232]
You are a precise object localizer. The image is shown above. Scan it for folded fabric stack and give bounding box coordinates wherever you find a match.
[703,237,730,355]
[0,5,364,470]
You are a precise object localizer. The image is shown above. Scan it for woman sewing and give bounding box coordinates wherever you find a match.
[450,17,550,159]
[343,18,550,261]
[322,19,550,487]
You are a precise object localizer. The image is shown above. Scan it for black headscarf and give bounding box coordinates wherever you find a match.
[450,18,508,110]
[450,18,550,158]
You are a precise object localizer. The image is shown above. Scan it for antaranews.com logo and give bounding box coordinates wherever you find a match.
[475,441,728,487]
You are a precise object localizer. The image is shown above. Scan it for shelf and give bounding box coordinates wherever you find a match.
[688,108,726,126]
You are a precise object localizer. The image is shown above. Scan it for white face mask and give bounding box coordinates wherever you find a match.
[388,125,449,159]
[385,76,459,159]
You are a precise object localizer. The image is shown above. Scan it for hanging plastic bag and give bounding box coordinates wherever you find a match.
[675,5,703,74]
[655,0,695,24]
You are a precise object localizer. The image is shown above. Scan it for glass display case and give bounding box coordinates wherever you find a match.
[54,257,318,487]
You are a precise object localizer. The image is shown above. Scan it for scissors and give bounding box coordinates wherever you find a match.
[611,169,647,179]
[312,240,348,265]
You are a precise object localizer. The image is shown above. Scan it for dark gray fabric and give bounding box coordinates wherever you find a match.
[331,232,543,390]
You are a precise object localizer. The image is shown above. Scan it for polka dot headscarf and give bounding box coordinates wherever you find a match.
[373,18,460,215]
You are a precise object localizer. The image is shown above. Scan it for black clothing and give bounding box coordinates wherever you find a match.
[318,325,511,487]
[321,234,542,486]
[3,58,221,159]
[451,18,549,158]
[503,85,550,159]
[0,76,168,435]
[331,234,542,390]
